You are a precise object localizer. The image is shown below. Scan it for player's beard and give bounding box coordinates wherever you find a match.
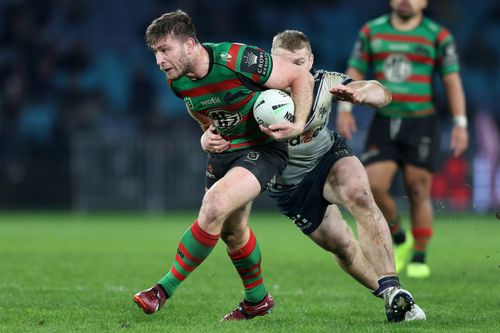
[395,10,417,20]
[394,4,417,20]
[165,57,193,80]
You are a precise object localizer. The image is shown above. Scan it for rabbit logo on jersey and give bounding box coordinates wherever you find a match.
[383,54,411,82]
[207,109,242,129]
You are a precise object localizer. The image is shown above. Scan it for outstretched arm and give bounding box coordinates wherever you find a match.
[331,80,392,109]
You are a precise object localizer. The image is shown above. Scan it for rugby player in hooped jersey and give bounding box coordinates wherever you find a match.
[202,30,426,322]
[133,10,314,318]
[337,0,468,279]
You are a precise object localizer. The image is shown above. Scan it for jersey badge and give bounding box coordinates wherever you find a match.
[241,48,269,76]
[219,52,232,62]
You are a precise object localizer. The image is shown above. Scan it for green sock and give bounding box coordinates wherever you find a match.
[159,220,219,297]
[228,229,267,303]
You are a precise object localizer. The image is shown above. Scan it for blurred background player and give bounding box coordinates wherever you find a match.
[336,0,468,278]
[202,30,425,322]
[133,10,314,318]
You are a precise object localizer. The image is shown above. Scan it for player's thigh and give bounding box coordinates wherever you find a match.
[308,204,354,252]
[402,164,433,199]
[323,156,371,204]
[202,166,261,219]
[365,161,399,193]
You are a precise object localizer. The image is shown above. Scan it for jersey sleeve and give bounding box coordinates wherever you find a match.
[436,28,460,76]
[322,71,353,89]
[347,24,371,74]
[233,44,273,85]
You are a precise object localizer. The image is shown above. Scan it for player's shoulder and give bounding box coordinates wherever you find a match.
[204,42,265,65]
[421,16,452,37]
[204,42,240,64]
[365,14,390,29]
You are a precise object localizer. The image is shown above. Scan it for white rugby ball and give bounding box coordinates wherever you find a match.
[253,89,295,126]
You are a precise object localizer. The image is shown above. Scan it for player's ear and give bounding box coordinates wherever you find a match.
[185,38,196,54]
[309,53,314,69]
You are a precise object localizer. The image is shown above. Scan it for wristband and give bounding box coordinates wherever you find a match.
[453,115,467,128]
[338,103,353,113]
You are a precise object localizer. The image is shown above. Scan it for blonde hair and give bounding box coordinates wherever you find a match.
[271,30,312,54]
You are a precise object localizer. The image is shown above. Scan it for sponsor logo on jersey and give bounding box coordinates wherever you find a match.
[351,39,364,60]
[200,96,222,106]
[415,45,430,56]
[241,48,269,76]
[319,106,328,118]
[383,54,412,82]
[387,43,411,52]
[207,109,242,128]
[442,42,459,67]
[288,120,326,146]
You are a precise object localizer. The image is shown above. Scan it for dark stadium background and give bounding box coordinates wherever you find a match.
[0,0,499,213]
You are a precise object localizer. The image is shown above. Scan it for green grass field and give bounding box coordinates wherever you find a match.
[1,211,499,332]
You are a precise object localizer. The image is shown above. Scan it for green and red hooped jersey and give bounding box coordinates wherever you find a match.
[169,42,273,151]
[348,15,460,118]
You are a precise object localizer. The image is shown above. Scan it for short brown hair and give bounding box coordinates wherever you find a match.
[271,30,312,54]
[145,10,197,48]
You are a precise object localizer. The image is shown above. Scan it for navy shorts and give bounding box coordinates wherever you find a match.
[362,113,440,172]
[205,140,288,192]
[268,134,353,234]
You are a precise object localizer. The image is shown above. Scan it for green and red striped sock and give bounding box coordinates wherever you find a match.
[159,220,219,297]
[411,227,433,263]
[228,229,267,303]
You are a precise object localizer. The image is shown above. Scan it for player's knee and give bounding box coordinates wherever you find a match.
[201,191,230,223]
[344,186,373,210]
[406,182,430,203]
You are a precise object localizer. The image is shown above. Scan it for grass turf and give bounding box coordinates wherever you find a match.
[0,211,499,332]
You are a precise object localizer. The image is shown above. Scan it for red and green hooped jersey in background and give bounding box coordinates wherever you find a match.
[348,15,460,118]
[170,42,273,151]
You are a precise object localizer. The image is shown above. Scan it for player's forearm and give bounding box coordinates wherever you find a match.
[356,80,392,108]
[443,72,467,127]
[289,72,314,130]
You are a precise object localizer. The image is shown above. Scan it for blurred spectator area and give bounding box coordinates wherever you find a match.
[0,0,499,211]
